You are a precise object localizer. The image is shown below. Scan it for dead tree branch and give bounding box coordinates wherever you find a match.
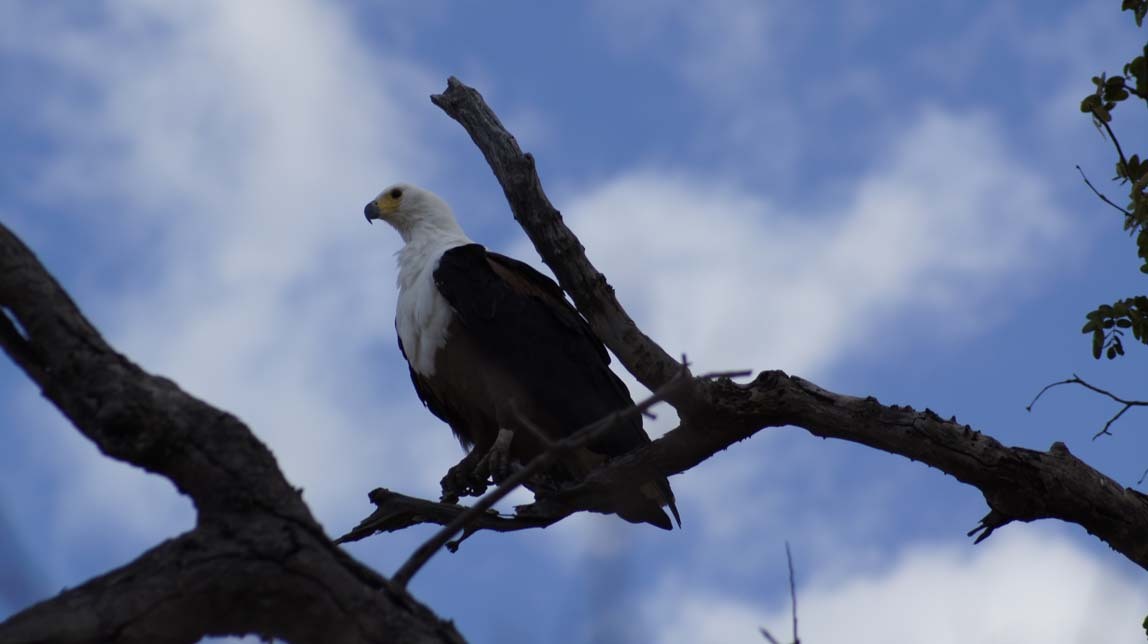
[759,542,800,644]
[427,77,1148,572]
[390,365,721,588]
[0,223,462,643]
[1027,373,1148,439]
[343,369,748,569]
[431,78,683,394]
[336,488,560,546]
[9,73,1148,642]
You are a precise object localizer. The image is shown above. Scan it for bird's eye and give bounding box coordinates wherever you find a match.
[389,188,403,199]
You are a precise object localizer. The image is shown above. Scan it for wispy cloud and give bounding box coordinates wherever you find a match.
[513,106,1075,573]
[591,0,774,92]
[1,0,458,556]
[557,107,1070,379]
[645,530,1148,644]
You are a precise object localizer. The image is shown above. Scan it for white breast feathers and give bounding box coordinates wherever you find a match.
[395,241,462,376]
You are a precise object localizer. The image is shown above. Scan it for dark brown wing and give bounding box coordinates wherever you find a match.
[396,333,478,448]
[433,244,680,528]
[434,246,639,450]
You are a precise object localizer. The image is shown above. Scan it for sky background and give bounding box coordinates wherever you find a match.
[2,1,1148,642]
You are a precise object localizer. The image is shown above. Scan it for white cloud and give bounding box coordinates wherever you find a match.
[1,0,458,550]
[503,106,1075,567]
[645,531,1148,644]
[553,107,1069,379]
[0,6,1111,635]
[591,0,774,95]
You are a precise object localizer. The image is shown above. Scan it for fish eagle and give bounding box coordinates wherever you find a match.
[365,183,680,529]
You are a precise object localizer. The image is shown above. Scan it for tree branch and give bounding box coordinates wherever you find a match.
[1027,373,1148,439]
[0,222,463,643]
[1094,112,1132,179]
[336,488,560,546]
[1076,165,1133,217]
[390,366,698,588]
[428,78,1148,573]
[1,522,459,644]
[430,77,683,393]
[343,368,747,570]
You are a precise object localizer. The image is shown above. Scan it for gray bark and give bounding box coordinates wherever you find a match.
[430,76,1148,571]
[0,224,463,643]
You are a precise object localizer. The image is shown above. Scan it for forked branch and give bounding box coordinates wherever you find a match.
[1027,373,1148,439]
[425,77,1148,573]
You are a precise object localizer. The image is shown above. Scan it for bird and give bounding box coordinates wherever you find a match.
[364,183,680,529]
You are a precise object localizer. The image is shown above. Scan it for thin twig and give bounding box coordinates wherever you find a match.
[759,628,782,644]
[786,542,800,644]
[1076,165,1133,217]
[1026,373,1148,439]
[430,76,685,392]
[333,488,554,545]
[1096,114,1132,178]
[391,365,749,588]
[1025,377,1077,411]
[759,543,801,644]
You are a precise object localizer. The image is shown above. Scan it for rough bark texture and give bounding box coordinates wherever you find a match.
[431,79,683,394]
[0,224,463,643]
[427,76,1148,571]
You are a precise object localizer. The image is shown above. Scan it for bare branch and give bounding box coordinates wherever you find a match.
[553,373,1148,570]
[787,542,800,644]
[1027,373,1148,439]
[0,221,463,643]
[424,77,1148,574]
[0,223,307,520]
[1094,112,1133,179]
[430,77,684,394]
[760,627,784,644]
[1,524,461,644]
[390,367,744,589]
[759,542,801,644]
[335,488,557,546]
[1076,165,1133,217]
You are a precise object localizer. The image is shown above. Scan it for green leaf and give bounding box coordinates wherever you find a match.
[1093,331,1104,359]
[1107,345,1117,359]
[1117,318,1133,328]
[1128,58,1147,93]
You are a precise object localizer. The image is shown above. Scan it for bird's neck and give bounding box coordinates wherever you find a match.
[395,225,473,291]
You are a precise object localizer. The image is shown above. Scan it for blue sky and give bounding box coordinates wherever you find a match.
[3,1,1148,642]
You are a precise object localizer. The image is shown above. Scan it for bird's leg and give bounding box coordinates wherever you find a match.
[475,428,516,483]
[440,449,489,504]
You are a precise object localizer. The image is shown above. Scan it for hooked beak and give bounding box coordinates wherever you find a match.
[364,200,381,224]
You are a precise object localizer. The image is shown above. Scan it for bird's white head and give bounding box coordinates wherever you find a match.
[364,183,468,244]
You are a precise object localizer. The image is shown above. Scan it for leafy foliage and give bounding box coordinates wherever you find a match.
[1079,5,1148,358]
[1081,297,1148,359]
[1123,0,1148,26]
